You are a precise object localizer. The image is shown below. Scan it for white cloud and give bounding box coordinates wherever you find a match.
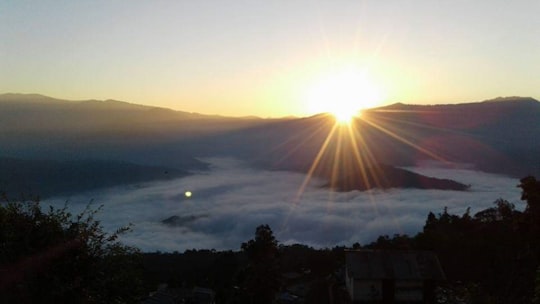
[44,158,524,252]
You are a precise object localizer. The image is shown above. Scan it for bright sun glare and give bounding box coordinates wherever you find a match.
[303,66,384,123]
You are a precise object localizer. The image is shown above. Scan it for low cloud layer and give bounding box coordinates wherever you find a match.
[45,158,524,252]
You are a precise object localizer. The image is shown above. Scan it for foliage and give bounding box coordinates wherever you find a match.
[241,224,278,262]
[0,197,145,303]
[238,224,280,304]
[412,177,540,303]
[367,233,414,250]
[305,176,540,303]
[519,176,540,214]
[534,267,540,304]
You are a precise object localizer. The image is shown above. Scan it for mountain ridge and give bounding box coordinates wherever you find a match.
[4,93,538,116]
[0,93,276,120]
[0,93,538,195]
[0,157,190,199]
[377,96,539,110]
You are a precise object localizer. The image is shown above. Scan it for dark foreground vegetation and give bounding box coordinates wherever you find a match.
[1,176,539,303]
[0,195,145,303]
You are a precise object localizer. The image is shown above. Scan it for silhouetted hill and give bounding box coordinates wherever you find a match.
[181,97,539,179]
[1,94,538,194]
[363,97,540,176]
[177,113,473,191]
[0,157,188,199]
[0,93,278,169]
[325,164,469,191]
[0,93,292,196]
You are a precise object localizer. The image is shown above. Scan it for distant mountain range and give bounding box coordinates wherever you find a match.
[0,93,275,168]
[0,93,538,197]
[0,157,187,199]
[177,96,539,185]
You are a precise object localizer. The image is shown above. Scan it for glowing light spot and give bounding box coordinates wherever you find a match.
[303,65,385,123]
[333,110,356,124]
[184,191,192,198]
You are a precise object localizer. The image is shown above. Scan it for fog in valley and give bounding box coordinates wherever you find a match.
[44,158,523,252]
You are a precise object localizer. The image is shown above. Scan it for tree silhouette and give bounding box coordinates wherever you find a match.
[519,176,540,215]
[239,224,280,304]
[241,224,278,262]
[0,198,145,303]
[534,267,540,304]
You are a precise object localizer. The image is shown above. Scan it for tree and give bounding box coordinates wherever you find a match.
[473,199,516,223]
[0,198,145,303]
[239,224,280,304]
[241,224,278,262]
[534,267,540,304]
[519,176,540,215]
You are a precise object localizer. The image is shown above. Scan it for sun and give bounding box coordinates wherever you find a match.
[332,107,356,124]
[303,66,384,123]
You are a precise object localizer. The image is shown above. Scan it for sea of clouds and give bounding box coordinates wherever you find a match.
[44,158,524,252]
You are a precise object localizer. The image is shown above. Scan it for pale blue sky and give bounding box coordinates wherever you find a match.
[1,0,539,116]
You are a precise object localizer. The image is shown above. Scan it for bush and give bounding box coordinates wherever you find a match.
[0,197,145,303]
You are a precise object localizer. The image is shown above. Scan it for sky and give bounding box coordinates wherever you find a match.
[45,158,524,252]
[1,0,539,117]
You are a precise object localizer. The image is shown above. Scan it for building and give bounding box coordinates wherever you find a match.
[345,250,445,303]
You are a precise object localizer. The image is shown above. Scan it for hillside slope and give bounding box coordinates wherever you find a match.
[1,94,537,195]
[180,97,540,178]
